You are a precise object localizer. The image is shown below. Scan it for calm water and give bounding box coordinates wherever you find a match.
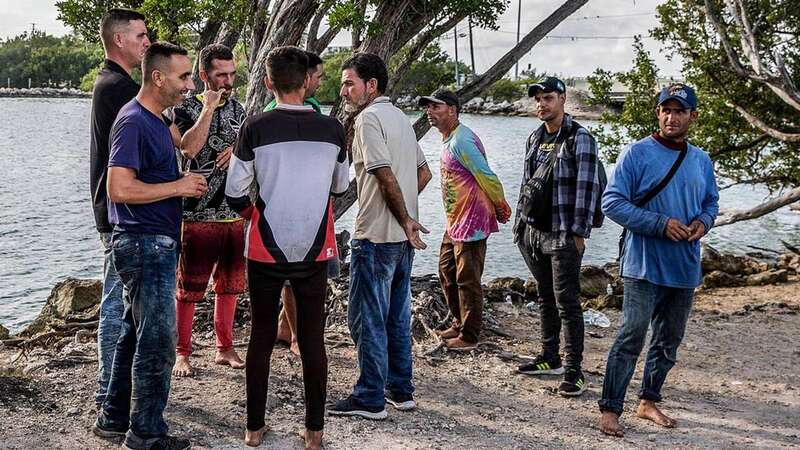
[1,97,798,332]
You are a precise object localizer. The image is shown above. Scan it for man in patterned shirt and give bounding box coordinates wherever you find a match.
[419,90,511,351]
[172,43,247,376]
[513,77,604,397]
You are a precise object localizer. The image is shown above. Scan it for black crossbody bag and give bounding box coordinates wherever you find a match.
[617,146,688,274]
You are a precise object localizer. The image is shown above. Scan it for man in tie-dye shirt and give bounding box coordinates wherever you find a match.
[420,90,511,350]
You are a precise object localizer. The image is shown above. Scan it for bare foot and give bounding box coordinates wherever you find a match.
[636,400,677,428]
[244,425,267,447]
[599,410,624,437]
[215,349,245,369]
[299,429,323,450]
[289,339,300,357]
[172,355,195,377]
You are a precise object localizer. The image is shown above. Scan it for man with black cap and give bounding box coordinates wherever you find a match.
[598,83,718,437]
[419,90,511,351]
[513,77,604,397]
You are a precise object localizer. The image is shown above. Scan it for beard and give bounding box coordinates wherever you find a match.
[344,91,370,113]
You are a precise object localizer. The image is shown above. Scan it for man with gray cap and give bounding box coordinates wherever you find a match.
[419,90,511,351]
[598,83,718,437]
[513,77,604,397]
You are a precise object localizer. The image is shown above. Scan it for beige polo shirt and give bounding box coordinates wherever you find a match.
[352,97,427,243]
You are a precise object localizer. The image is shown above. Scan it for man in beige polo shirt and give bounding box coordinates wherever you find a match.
[328,53,432,420]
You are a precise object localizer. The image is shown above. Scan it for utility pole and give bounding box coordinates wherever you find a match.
[454,22,460,88]
[514,0,521,80]
[468,17,476,76]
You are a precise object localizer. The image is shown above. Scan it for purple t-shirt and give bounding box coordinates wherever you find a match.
[107,99,181,240]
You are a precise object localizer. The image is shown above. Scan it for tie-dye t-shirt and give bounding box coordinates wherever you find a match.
[440,124,508,242]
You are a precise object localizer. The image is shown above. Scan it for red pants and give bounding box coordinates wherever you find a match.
[176,220,246,356]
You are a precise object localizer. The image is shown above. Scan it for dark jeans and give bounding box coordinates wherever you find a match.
[348,239,414,408]
[438,233,487,343]
[245,260,328,432]
[517,227,584,371]
[599,277,694,416]
[96,232,125,408]
[98,233,179,449]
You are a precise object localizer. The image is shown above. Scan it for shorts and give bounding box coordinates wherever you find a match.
[177,220,247,303]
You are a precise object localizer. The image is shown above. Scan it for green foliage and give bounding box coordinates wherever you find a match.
[591,0,800,189]
[0,32,102,89]
[485,78,525,102]
[316,50,354,104]
[390,43,471,97]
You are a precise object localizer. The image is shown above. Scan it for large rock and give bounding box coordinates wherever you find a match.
[484,277,527,302]
[777,252,800,273]
[746,269,789,286]
[19,278,102,337]
[0,323,9,340]
[701,244,762,275]
[702,270,745,289]
[580,265,611,298]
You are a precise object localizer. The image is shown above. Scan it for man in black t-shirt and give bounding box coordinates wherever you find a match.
[88,8,150,412]
[171,44,248,377]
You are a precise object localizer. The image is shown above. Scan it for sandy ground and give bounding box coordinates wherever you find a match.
[1,280,799,450]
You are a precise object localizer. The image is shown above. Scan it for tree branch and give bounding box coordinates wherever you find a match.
[715,187,800,226]
[306,3,328,51]
[730,103,800,142]
[709,133,769,157]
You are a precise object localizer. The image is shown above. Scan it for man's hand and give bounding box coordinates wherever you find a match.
[402,218,429,250]
[573,235,585,254]
[216,146,233,170]
[176,172,208,198]
[202,84,224,110]
[496,202,512,224]
[664,218,691,242]
[687,219,706,241]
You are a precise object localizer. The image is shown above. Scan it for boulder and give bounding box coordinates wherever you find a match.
[484,277,527,303]
[0,323,9,340]
[702,270,745,289]
[745,269,789,286]
[580,265,611,298]
[701,243,762,275]
[19,278,102,338]
[777,253,800,272]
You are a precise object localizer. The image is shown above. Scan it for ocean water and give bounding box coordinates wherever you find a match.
[1,97,798,332]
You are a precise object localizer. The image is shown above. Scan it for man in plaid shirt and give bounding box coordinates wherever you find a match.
[513,77,604,397]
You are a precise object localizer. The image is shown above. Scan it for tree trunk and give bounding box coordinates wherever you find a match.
[249,0,272,69]
[332,0,589,220]
[350,0,368,49]
[715,187,800,227]
[216,22,241,49]
[245,0,321,114]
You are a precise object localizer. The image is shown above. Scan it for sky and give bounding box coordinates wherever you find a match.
[0,0,682,78]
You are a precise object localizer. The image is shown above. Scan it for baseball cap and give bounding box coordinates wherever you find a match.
[418,90,460,111]
[657,83,697,110]
[528,76,566,97]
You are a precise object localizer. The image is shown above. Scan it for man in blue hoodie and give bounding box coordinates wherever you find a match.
[598,84,719,437]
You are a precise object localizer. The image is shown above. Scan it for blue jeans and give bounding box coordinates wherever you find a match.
[599,277,694,415]
[348,239,414,408]
[96,232,125,408]
[98,233,179,448]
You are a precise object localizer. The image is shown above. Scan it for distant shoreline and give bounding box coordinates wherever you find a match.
[0,88,90,98]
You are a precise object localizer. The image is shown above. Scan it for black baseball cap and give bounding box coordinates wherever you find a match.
[528,76,566,97]
[418,90,460,111]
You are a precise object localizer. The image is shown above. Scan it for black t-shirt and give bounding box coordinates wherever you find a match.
[530,130,559,231]
[89,60,140,232]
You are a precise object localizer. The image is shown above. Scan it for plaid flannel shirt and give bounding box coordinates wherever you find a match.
[515,114,602,238]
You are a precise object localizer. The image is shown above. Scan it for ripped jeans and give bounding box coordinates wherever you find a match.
[598,277,694,416]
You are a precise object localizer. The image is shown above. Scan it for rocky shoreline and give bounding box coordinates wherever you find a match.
[0,87,91,99]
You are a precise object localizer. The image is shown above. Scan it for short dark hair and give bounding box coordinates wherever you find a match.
[266,46,309,94]
[199,43,234,72]
[142,42,189,82]
[305,51,323,72]
[100,8,146,47]
[341,53,388,94]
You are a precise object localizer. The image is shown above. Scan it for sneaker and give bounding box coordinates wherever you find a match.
[444,337,478,351]
[517,355,565,376]
[328,395,388,420]
[385,391,416,411]
[435,325,460,340]
[91,419,127,439]
[122,436,191,450]
[558,369,587,397]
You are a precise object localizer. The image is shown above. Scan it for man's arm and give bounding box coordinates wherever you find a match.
[417,163,432,193]
[571,132,601,239]
[179,87,223,159]
[688,156,720,241]
[451,136,512,223]
[372,167,428,249]
[107,167,206,204]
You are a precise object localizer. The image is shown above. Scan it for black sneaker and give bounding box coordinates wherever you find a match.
[517,355,565,376]
[558,369,587,397]
[122,436,191,450]
[385,391,416,411]
[91,419,127,439]
[328,395,388,420]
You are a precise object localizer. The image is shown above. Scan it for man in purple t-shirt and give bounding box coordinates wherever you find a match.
[93,42,205,450]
